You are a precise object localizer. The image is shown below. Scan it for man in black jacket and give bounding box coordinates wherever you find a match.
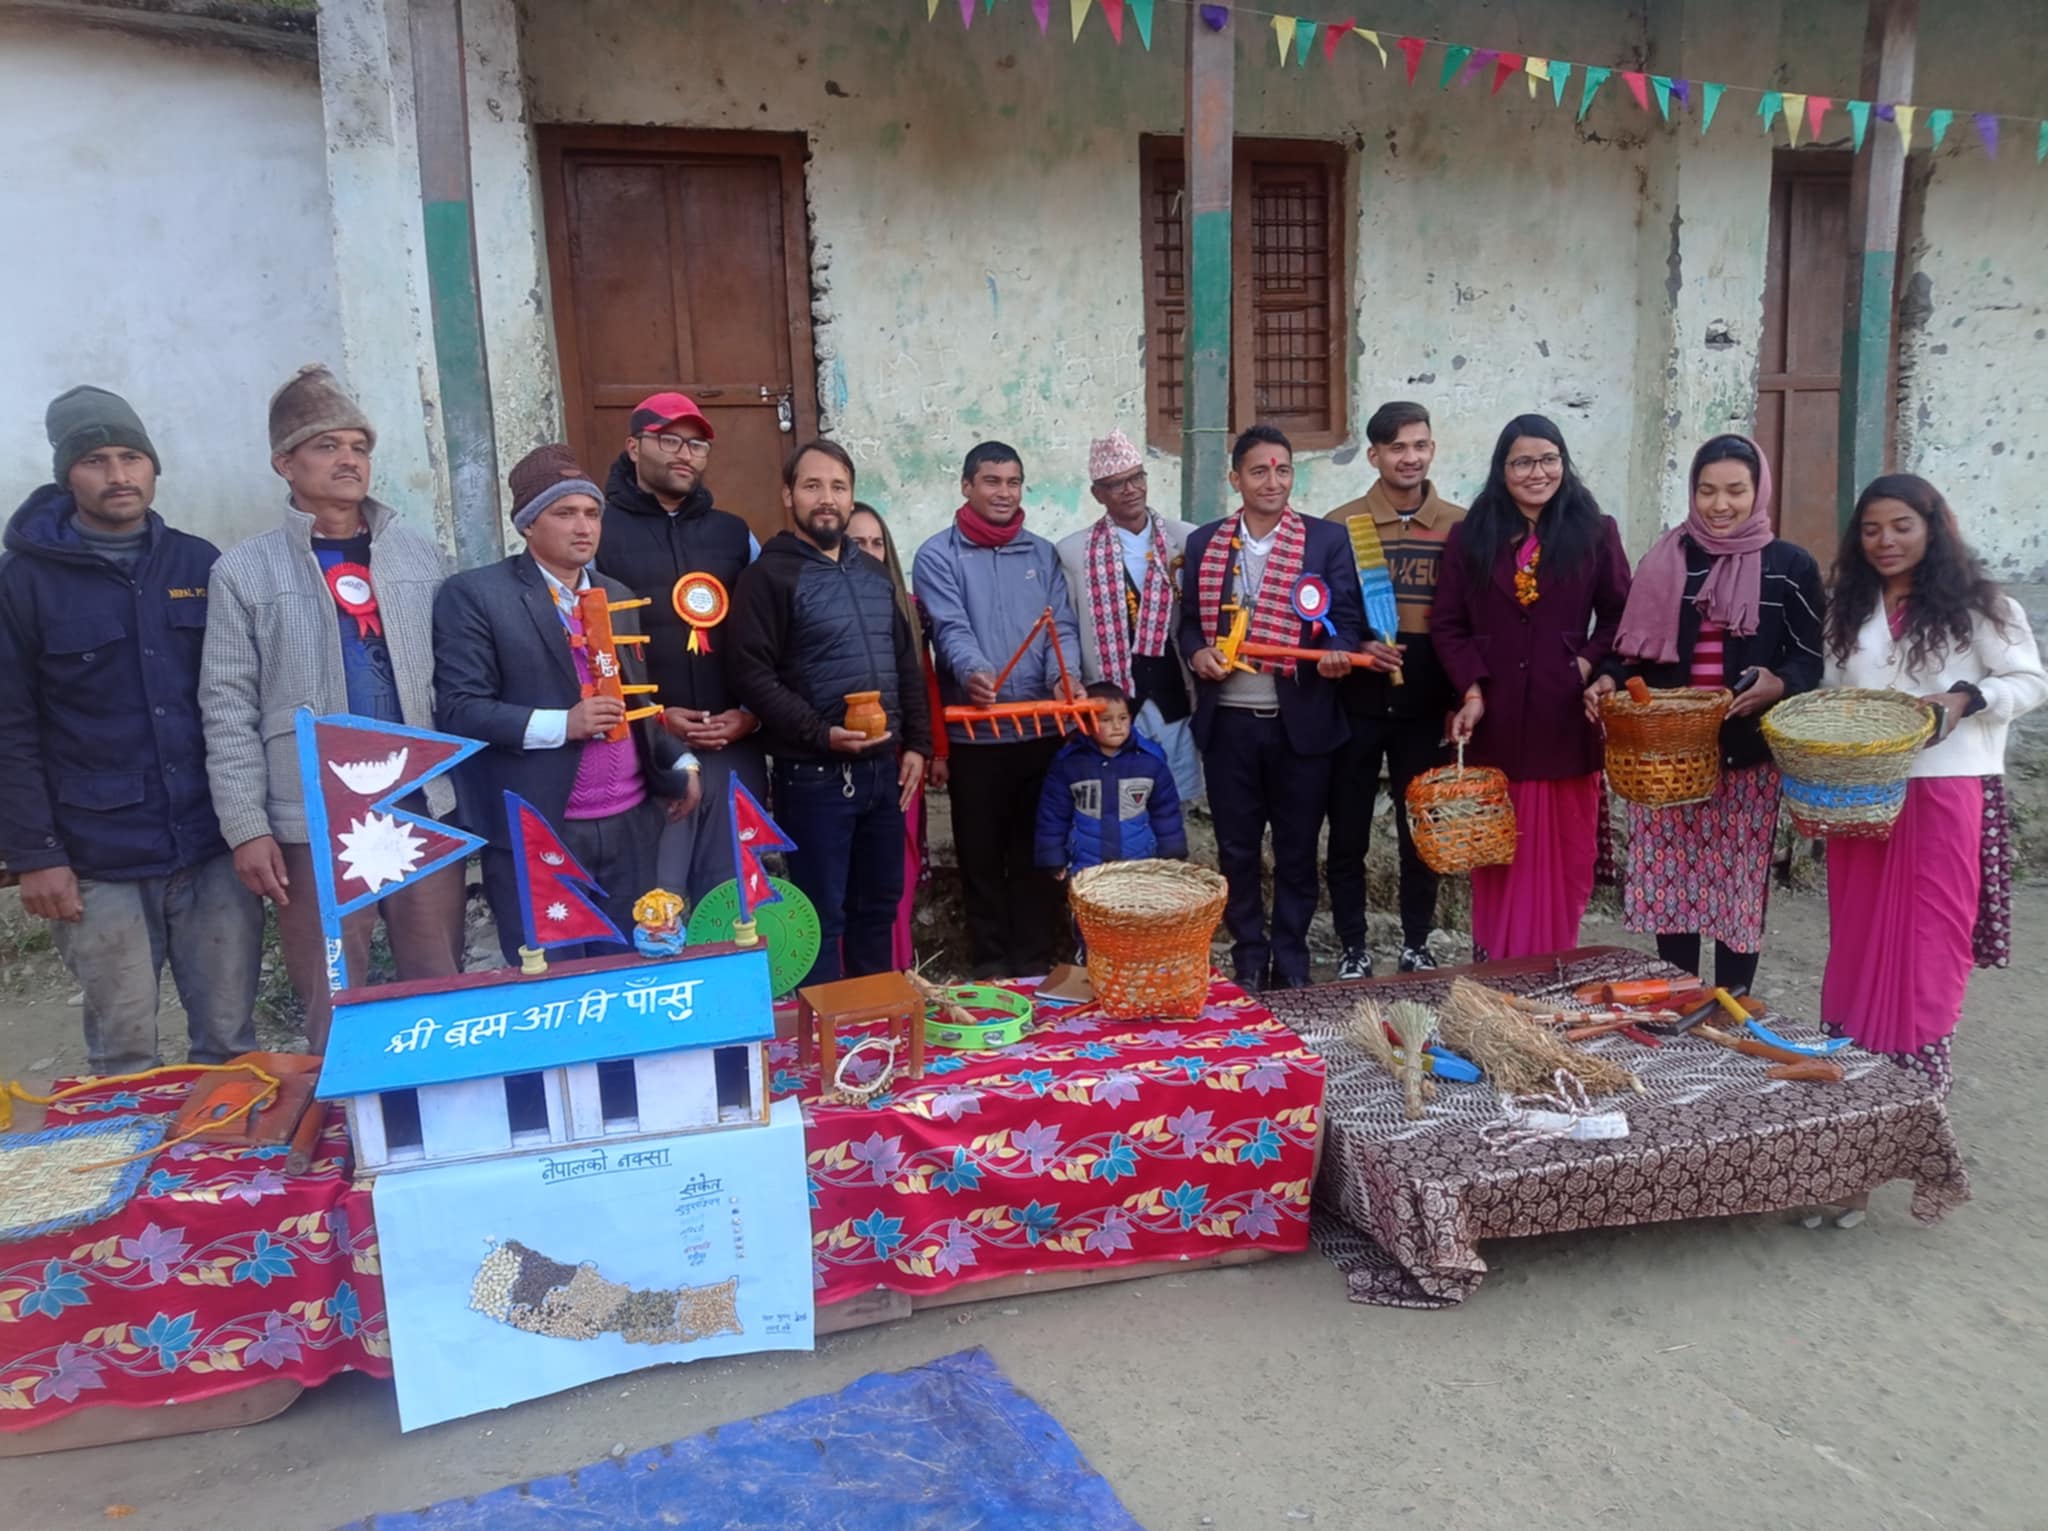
[594,392,765,904]
[0,388,260,1072]
[726,441,931,985]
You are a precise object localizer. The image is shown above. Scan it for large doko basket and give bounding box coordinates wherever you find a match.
[1069,859,1228,1019]
[1405,740,1518,875]
[1762,687,1936,839]
[1599,686,1732,808]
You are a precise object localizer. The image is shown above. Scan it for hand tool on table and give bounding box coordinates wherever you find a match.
[1690,1022,1845,1080]
[1742,1018,1852,1056]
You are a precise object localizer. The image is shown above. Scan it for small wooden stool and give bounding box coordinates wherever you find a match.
[796,971,925,1086]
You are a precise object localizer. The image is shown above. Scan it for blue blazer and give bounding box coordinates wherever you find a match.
[1176,513,1364,756]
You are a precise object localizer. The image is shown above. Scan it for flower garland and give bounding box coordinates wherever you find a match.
[1514,539,1542,607]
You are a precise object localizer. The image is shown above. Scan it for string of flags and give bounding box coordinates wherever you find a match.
[914,0,2048,164]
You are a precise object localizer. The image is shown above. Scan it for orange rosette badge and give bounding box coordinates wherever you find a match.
[671,572,730,653]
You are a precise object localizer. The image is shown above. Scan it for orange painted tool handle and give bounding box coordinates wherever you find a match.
[1766,1058,1846,1083]
[1239,641,1396,670]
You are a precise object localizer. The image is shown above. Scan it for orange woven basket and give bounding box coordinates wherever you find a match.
[1069,859,1228,1019]
[1405,740,1518,874]
[1599,685,1732,808]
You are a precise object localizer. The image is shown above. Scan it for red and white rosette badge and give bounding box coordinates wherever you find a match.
[1290,573,1337,638]
[325,563,382,637]
[671,572,730,654]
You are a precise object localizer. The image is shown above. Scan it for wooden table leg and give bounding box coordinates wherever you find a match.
[818,1011,838,1090]
[906,1003,924,1079]
[797,998,815,1071]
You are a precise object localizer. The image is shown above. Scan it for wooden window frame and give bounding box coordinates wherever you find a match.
[1139,135,1351,454]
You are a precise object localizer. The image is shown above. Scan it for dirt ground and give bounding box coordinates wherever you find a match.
[4,867,2044,1531]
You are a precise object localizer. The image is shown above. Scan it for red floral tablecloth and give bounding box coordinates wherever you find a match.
[770,979,1327,1307]
[0,1072,389,1432]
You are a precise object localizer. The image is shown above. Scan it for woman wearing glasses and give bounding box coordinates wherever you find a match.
[1431,414,1632,960]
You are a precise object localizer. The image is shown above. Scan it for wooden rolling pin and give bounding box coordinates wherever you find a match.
[1692,1023,1844,1080]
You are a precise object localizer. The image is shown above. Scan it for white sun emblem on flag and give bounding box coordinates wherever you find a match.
[335,811,427,893]
[545,900,571,924]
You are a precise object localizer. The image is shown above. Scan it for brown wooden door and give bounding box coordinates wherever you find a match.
[538,128,817,547]
[1758,154,1852,558]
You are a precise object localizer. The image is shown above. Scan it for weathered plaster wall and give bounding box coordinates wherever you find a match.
[0,17,339,548]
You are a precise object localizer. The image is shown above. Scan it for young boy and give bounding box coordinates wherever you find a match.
[1035,682,1188,881]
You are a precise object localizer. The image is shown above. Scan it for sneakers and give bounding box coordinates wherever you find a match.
[1337,947,1373,981]
[1398,945,1437,974]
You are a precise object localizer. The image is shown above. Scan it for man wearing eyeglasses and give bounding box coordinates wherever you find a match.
[597,393,765,905]
[1053,429,1201,805]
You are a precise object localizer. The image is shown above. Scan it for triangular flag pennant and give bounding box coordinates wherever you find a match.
[1651,74,1673,119]
[1439,44,1472,90]
[1701,81,1725,132]
[1896,104,1918,151]
[1102,0,1124,44]
[1847,99,1871,151]
[729,777,797,928]
[1524,57,1550,101]
[2038,120,2047,163]
[1463,49,1496,88]
[1929,108,1953,148]
[1198,4,1226,30]
[303,714,484,922]
[1620,70,1649,112]
[1395,36,1426,85]
[505,791,625,952]
[1671,78,1691,110]
[1271,15,1295,65]
[1577,65,1610,122]
[1783,92,1807,145]
[1550,60,1573,107]
[1759,90,1784,136]
[959,0,975,28]
[1491,52,1524,95]
[1070,0,1089,41]
[1129,0,1152,48]
[1355,27,1387,67]
[1974,112,1998,158]
[927,0,940,20]
[984,0,996,12]
[1321,19,1351,63]
[1806,95,1832,143]
[1295,19,1317,66]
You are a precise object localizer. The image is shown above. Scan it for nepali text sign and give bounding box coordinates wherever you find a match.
[317,946,773,1098]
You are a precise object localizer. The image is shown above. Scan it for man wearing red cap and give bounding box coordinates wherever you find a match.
[595,392,765,904]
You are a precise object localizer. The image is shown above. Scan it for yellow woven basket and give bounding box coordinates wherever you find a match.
[1599,686,1732,808]
[1761,687,1936,839]
[1405,739,1518,874]
[1070,859,1228,1019]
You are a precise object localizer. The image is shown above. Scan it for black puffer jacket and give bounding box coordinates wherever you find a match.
[724,532,933,763]
[594,455,754,711]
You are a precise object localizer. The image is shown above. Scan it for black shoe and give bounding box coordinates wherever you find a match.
[1398,945,1437,973]
[1337,947,1373,981]
[1234,968,1265,994]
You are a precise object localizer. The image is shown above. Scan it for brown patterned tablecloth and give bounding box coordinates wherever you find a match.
[1263,947,1971,1308]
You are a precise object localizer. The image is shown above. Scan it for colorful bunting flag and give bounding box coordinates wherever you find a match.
[1651,74,1673,120]
[1271,15,1294,64]
[2039,120,2047,164]
[1805,95,1832,144]
[1198,4,1225,32]
[959,0,974,29]
[1929,107,1953,149]
[1355,27,1386,67]
[1783,92,1808,145]
[926,0,940,21]
[1672,78,1691,109]
[1295,19,1316,66]
[1550,60,1572,107]
[1129,0,1151,48]
[1620,70,1649,112]
[1577,65,1609,122]
[1974,112,1998,157]
[1440,44,1472,90]
[1701,81,1725,133]
[1491,51,1524,95]
[1524,56,1550,100]
[1462,48,1495,88]
[1895,104,1918,152]
[1759,90,1784,137]
[1395,35,1426,84]
[1847,99,1871,151]
[1321,19,1351,63]
[1101,0,1123,44]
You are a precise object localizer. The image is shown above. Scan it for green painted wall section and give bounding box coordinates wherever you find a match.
[1181,206,1232,525]
[422,196,504,569]
[1838,248,1898,532]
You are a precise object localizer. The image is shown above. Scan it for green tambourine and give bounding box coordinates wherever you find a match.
[685,877,821,998]
[923,984,1036,1050]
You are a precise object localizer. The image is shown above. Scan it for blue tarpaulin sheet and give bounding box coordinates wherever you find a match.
[347,1347,1144,1531]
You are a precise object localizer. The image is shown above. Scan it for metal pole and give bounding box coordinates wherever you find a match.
[1181,11,1234,523]
[1838,0,1917,529]
[410,0,504,568]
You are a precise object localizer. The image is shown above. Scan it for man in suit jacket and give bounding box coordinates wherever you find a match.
[1053,428,1202,805]
[434,445,698,964]
[1178,426,1397,991]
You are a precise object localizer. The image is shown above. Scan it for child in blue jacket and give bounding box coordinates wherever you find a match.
[1035,683,1188,880]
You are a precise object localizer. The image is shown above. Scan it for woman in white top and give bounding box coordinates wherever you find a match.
[1820,474,2047,1092]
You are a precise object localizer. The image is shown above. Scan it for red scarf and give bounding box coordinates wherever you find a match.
[1086,512,1176,693]
[956,501,1025,548]
[1196,507,1309,670]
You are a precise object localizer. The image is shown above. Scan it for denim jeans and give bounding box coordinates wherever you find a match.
[774,754,906,986]
[48,850,262,1075]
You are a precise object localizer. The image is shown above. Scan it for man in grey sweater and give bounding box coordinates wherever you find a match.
[199,366,466,1048]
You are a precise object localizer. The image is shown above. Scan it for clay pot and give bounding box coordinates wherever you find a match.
[843,691,887,740]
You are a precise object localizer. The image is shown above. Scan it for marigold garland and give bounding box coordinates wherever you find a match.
[1514,541,1542,606]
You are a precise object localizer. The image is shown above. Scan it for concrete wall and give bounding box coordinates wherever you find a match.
[0,15,340,549]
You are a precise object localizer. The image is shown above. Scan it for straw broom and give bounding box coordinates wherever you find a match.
[1439,978,1643,1096]
[1387,1000,1437,1121]
[1347,999,1435,1119]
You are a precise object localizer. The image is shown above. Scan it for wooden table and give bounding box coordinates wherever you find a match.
[794,971,924,1085]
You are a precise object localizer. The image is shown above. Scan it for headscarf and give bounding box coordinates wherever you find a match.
[1614,436,1776,664]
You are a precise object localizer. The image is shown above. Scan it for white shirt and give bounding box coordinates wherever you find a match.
[1112,522,1153,592]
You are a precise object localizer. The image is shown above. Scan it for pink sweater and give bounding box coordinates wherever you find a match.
[562,604,648,821]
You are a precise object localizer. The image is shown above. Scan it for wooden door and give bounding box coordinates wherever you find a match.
[538,128,817,546]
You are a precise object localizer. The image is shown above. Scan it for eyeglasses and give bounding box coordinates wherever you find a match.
[642,432,712,458]
[1507,453,1563,476]
[1096,470,1147,496]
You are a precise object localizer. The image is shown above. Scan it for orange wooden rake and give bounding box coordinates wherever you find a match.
[572,588,662,742]
[942,606,1107,741]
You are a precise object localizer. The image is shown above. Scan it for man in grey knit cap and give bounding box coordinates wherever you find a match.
[1,388,261,1073]
[199,365,465,1049]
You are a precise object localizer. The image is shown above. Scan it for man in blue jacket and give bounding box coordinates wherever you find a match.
[912,442,1083,979]
[0,389,260,1073]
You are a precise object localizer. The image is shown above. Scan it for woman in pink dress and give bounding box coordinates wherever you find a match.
[1820,474,2045,1094]
[1432,415,1632,961]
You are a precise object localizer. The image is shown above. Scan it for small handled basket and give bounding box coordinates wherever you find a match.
[1761,687,1936,839]
[1070,859,1228,1019]
[1599,685,1732,808]
[1405,739,1519,874]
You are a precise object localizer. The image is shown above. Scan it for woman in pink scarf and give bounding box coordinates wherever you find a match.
[1588,435,1825,993]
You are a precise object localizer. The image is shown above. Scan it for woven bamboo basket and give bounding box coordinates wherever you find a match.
[1405,740,1518,874]
[1599,685,1732,808]
[1761,687,1936,839]
[1069,859,1228,1019]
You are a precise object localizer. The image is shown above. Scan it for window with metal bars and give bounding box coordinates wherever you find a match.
[1139,137,1349,452]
